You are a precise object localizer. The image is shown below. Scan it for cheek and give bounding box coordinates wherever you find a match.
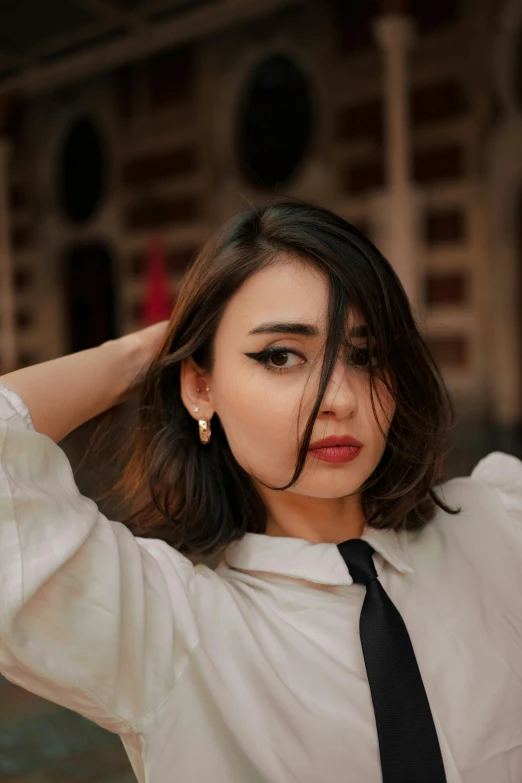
[212,368,303,475]
[362,378,396,441]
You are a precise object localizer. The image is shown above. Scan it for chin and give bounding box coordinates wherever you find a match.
[293,477,364,500]
[296,461,374,498]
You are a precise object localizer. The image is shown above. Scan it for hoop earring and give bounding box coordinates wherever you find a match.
[198,418,211,445]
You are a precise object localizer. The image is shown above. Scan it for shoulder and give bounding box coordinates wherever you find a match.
[469,451,522,512]
[399,453,522,590]
[426,451,522,548]
[438,451,522,516]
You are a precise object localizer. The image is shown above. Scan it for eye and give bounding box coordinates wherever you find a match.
[245,347,306,373]
[348,345,379,369]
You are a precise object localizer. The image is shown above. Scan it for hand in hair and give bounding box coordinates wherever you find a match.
[119,320,170,401]
[0,320,171,442]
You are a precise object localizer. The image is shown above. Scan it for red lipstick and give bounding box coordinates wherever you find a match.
[308,435,363,464]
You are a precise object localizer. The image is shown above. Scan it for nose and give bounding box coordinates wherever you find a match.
[317,359,358,419]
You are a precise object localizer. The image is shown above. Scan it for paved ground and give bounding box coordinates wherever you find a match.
[0,674,135,782]
[1,411,520,781]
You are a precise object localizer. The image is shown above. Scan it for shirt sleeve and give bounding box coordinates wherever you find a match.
[471,450,522,532]
[0,382,201,733]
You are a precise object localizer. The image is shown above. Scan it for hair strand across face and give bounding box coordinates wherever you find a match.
[85,199,460,559]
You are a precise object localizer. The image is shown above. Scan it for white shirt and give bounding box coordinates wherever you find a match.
[0,382,521,783]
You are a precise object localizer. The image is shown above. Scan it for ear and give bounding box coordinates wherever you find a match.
[180,358,213,420]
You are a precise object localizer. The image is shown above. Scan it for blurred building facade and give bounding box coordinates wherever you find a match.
[0,2,520,775]
[0,0,520,457]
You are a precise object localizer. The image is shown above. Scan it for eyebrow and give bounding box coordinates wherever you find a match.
[247,322,369,338]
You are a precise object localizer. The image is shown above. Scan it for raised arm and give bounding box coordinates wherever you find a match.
[0,320,168,442]
[0,321,208,735]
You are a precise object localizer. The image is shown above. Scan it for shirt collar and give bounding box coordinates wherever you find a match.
[224,527,414,586]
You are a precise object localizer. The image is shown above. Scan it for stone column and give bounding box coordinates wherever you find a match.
[487,0,522,429]
[0,100,16,374]
[373,10,420,314]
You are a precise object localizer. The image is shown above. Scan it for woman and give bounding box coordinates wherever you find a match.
[0,200,520,783]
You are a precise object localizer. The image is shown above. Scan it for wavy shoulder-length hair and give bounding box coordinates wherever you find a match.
[92,200,459,559]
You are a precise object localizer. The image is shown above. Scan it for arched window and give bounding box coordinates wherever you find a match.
[58,116,106,223]
[236,55,314,190]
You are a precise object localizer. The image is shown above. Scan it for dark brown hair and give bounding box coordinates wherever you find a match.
[91,200,459,559]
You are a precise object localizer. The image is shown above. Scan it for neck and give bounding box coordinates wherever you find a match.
[259,488,366,544]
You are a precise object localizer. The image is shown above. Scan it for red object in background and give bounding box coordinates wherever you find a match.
[140,236,173,326]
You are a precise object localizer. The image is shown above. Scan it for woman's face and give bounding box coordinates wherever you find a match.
[184,257,395,501]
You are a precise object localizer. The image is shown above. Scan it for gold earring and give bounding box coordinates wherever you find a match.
[198,418,211,445]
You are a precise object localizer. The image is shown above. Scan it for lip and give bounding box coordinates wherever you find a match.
[308,435,363,464]
[309,435,363,450]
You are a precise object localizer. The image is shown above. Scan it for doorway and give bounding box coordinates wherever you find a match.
[63,241,117,354]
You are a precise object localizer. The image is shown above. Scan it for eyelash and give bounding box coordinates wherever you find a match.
[245,347,304,374]
[245,345,379,374]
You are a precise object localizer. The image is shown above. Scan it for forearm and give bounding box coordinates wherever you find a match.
[0,337,140,443]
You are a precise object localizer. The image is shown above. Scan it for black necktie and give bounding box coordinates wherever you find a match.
[337,538,446,783]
